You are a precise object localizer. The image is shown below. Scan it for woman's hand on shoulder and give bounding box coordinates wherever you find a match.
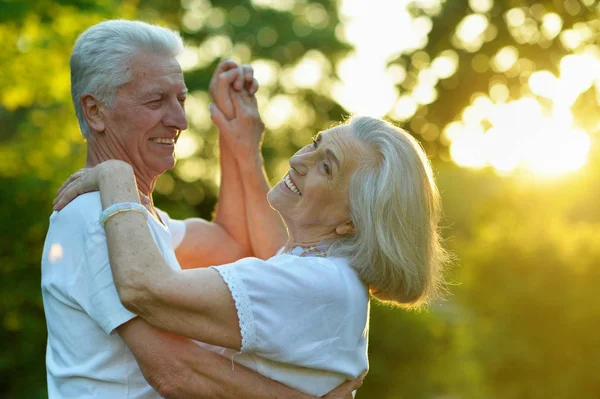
[53,160,132,211]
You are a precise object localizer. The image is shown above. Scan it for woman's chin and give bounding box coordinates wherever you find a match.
[267,188,282,210]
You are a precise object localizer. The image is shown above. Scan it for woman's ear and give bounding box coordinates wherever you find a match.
[335,220,355,236]
[81,94,105,133]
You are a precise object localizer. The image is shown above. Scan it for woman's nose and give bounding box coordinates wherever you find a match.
[289,153,309,175]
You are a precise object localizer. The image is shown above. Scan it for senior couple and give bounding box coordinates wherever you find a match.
[42,20,447,398]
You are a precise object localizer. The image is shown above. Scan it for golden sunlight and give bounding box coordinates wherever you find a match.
[448,93,592,176]
[252,0,598,178]
[446,37,600,176]
[333,0,430,117]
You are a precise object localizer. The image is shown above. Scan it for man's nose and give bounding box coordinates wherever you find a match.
[164,98,188,131]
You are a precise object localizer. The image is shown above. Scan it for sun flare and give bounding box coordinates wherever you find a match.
[332,0,597,177]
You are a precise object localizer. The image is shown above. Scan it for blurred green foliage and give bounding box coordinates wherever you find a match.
[1,0,599,398]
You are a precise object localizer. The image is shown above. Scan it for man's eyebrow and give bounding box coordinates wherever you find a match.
[147,88,188,96]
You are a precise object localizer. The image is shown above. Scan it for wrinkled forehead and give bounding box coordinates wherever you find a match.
[322,125,372,154]
[321,125,377,172]
[126,52,186,90]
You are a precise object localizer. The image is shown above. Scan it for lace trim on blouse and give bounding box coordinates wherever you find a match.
[211,266,257,352]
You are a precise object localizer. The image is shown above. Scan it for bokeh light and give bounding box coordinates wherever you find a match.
[448,94,592,176]
[328,0,598,177]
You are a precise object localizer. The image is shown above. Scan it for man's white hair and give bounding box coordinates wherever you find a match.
[330,116,448,308]
[70,20,184,137]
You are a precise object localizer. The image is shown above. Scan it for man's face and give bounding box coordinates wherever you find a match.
[100,52,188,179]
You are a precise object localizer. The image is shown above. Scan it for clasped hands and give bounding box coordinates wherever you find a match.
[209,59,266,162]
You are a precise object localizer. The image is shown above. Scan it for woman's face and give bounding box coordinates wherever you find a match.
[268,125,376,237]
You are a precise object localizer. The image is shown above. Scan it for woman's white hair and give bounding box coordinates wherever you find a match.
[330,116,448,308]
[70,20,184,137]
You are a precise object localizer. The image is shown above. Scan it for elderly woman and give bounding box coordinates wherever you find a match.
[55,92,446,395]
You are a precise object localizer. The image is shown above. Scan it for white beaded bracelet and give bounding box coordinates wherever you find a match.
[99,202,147,227]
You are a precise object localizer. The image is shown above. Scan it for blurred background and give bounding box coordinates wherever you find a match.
[1,0,599,397]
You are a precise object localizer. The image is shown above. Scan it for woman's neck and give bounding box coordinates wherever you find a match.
[283,217,341,251]
[282,229,339,253]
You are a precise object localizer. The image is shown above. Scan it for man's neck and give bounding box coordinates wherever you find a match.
[86,142,156,203]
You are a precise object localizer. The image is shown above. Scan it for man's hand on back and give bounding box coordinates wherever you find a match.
[323,371,367,399]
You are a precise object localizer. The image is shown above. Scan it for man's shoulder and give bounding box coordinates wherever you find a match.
[50,192,103,230]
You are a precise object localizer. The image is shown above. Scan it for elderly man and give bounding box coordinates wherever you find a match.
[41,20,358,398]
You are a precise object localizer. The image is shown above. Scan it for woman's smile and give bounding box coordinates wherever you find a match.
[283,173,302,196]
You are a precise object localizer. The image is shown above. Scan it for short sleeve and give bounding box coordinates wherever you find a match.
[211,256,350,367]
[156,208,186,249]
[69,222,137,335]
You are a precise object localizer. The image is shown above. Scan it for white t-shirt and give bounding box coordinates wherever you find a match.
[207,254,370,397]
[41,192,185,398]
[42,192,370,397]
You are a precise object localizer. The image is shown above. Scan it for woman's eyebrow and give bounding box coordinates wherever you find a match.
[326,148,341,170]
[317,133,340,170]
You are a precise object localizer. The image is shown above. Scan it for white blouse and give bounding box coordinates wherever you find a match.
[204,253,370,396]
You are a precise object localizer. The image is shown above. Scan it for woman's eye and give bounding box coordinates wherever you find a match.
[323,163,330,175]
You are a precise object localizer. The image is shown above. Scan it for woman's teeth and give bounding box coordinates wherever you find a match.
[284,175,301,195]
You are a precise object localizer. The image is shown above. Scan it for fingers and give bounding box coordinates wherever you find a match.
[211,68,241,120]
[53,179,81,211]
[56,169,86,196]
[217,68,243,89]
[246,77,259,95]
[229,88,246,117]
[216,59,239,74]
[234,64,254,92]
[210,60,242,94]
[354,370,367,390]
[323,370,366,398]
[209,103,231,132]
[213,63,256,93]
[233,65,244,91]
[209,60,258,120]
[237,87,259,110]
[209,59,239,92]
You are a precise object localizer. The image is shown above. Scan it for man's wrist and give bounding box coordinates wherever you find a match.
[236,152,264,169]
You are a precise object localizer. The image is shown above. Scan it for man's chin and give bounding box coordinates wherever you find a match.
[148,157,176,176]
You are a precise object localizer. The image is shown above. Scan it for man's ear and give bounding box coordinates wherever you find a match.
[335,220,355,236]
[81,94,105,133]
